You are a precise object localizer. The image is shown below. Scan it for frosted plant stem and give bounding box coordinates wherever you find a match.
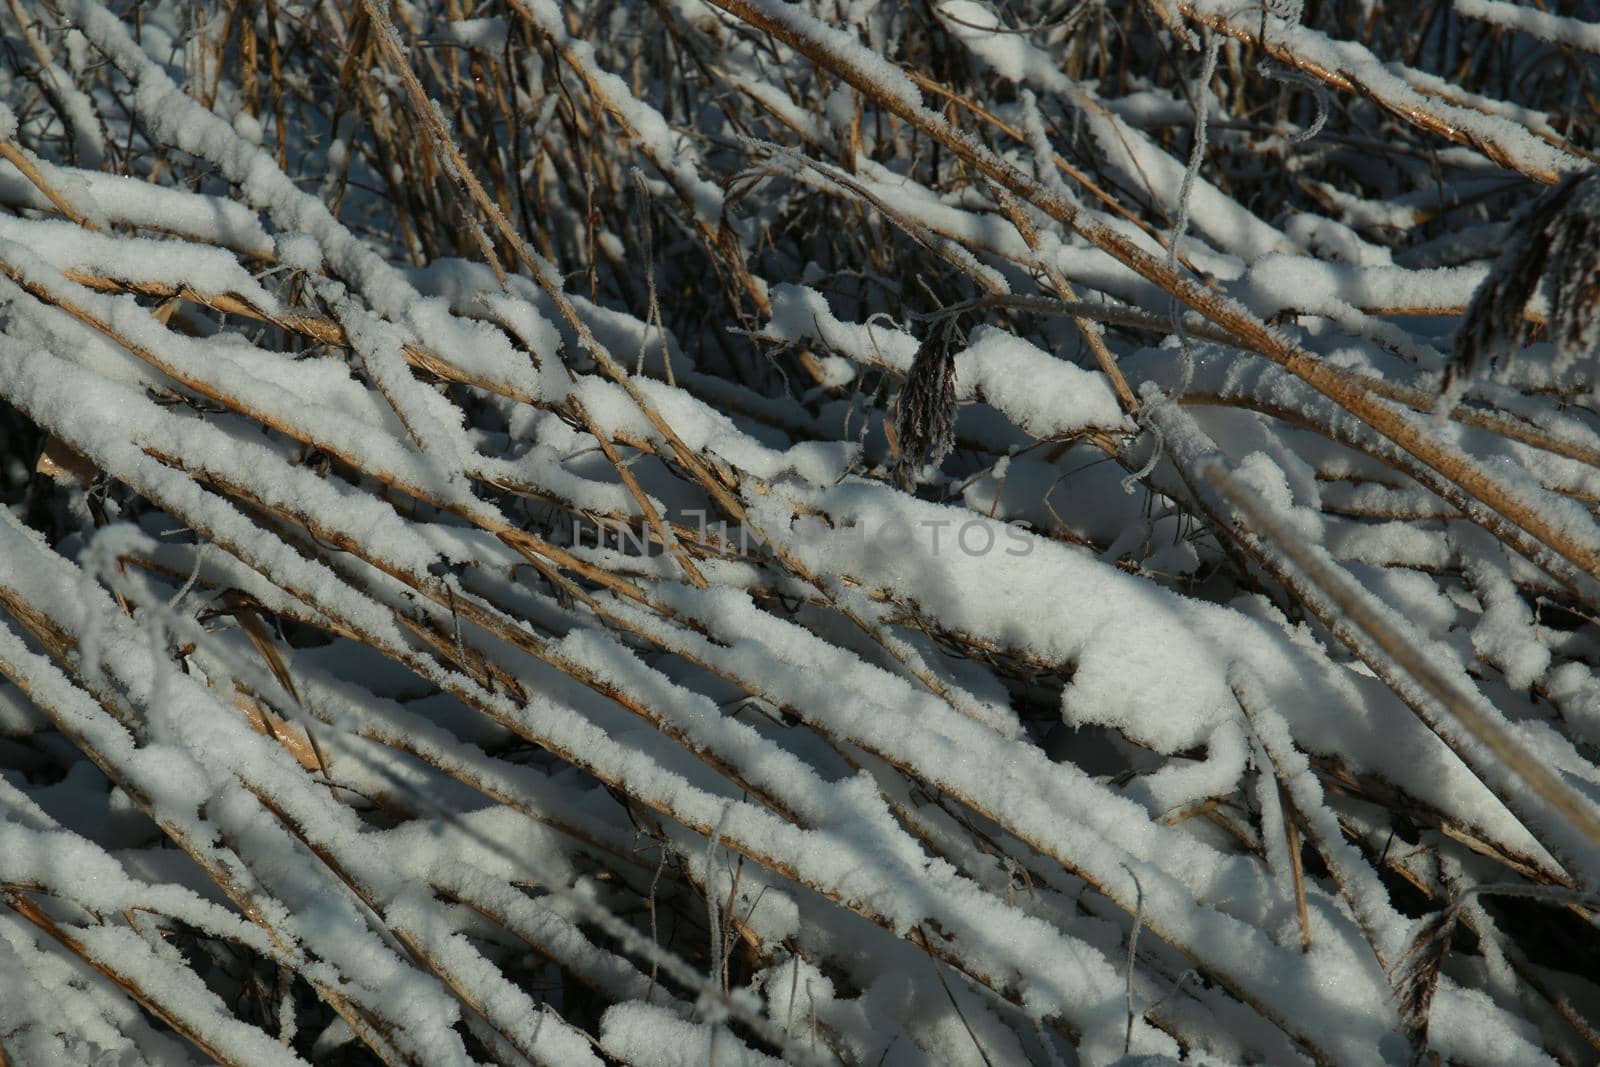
[1168,30,1221,400]
[704,803,731,999]
[1123,865,1145,1056]
[1191,444,1600,876]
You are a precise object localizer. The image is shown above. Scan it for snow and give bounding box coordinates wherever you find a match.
[764,285,1128,441]
[1240,255,1487,317]
[0,159,271,255]
[0,215,282,312]
[1454,0,1600,55]
[4,0,1599,1063]
[445,16,509,51]
[601,1003,785,1067]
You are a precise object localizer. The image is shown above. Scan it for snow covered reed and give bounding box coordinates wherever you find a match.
[1,1,1599,1065]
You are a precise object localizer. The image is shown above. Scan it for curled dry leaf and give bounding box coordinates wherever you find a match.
[34,434,96,484]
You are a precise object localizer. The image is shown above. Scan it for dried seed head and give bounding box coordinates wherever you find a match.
[890,323,958,490]
[1548,174,1600,367]
[1392,905,1461,1067]
[1264,0,1303,23]
[1452,167,1600,386]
